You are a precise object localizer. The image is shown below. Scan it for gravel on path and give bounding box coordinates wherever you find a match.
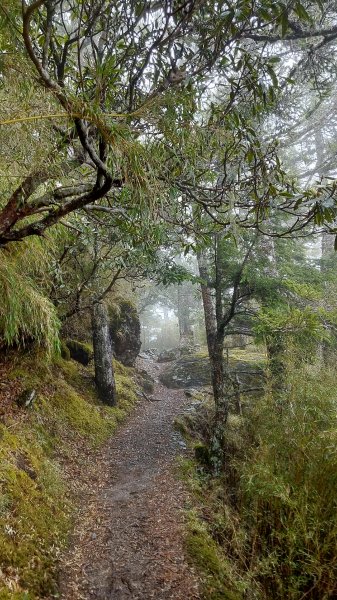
[59,357,200,600]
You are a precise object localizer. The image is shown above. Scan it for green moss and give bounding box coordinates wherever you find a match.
[39,385,114,445]
[194,442,211,466]
[8,352,52,388]
[0,349,139,598]
[186,512,243,600]
[178,410,247,600]
[60,340,71,360]
[54,355,87,390]
[0,424,70,599]
[113,358,130,377]
[174,416,189,437]
[65,339,93,365]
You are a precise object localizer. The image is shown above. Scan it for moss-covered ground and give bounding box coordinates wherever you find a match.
[0,351,138,599]
[179,457,246,600]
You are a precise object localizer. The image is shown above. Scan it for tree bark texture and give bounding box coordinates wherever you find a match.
[177,283,194,350]
[208,335,233,473]
[91,302,117,406]
[197,249,217,357]
[197,247,231,474]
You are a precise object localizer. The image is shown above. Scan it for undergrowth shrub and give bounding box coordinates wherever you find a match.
[0,238,61,354]
[185,360,337,599]
[239,363,337,599]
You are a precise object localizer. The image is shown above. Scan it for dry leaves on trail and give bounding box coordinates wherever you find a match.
[59,358,201,600]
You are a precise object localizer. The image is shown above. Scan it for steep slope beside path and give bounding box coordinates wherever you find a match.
[59,358,200,600]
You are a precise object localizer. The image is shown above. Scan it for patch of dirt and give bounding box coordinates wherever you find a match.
[0,353,31,426]
[59,357,200,600]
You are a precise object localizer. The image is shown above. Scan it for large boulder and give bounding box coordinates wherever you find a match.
[108,299,141,367]
[159,356,211,388]
[157,348,180,363]
[160,354,265,390]
[136,368,155,393]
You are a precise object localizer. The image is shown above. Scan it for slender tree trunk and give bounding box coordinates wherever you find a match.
[265,334,286,399]
[260,229,286,395]
[177,283,194,352]
[91,302,117,406]
[321,232,334,363]
[197,246,230,474]
[209,334,232,473]
[197,249,216,356]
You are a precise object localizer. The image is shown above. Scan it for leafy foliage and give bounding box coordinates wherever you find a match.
[0,241,60,354]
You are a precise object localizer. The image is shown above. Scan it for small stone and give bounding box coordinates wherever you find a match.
[16,389,36,408]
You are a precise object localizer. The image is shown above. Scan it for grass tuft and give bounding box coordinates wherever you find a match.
[180,358,337,600]
[0,243,60,355]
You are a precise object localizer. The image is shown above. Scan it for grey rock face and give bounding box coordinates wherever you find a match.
[109,300,141,367]
[159,356,211,388]
[157,348,181,363]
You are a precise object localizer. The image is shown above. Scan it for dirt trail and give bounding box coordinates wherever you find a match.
[59,358,200,600]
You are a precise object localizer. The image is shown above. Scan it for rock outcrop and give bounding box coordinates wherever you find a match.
[157,348,181,363]
[159,356,211,388]
[109,299,141,367]
[160,354,265,390]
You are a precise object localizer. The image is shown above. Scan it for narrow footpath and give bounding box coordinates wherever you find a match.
[59,357,201,600]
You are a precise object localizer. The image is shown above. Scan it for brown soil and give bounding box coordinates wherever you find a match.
[59,357,201,600]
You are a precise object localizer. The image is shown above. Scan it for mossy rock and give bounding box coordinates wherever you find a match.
[66,339,93,365]
[160,356,211,388]
[16,388,37,408]
[108,298,141,367]
[160,353,264,390]
[157,348,180,363]
[137,368,155,393]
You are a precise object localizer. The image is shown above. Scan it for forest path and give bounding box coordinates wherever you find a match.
[59,357,200,600]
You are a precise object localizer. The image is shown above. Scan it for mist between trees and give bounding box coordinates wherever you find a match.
[1,1,337,598]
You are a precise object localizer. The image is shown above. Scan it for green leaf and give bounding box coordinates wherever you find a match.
[246,148,254,163]
[267,65,279,88]
[294,2,312,22]
[280,11,289,37]
[258,8,271,21]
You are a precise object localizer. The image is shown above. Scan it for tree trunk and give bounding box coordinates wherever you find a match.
[197,247,230,474]
[260,229,287,395]
[197,249,216,357]
[91,302,117,406]
[209,335,232,474]
[177,283,194,351]
[265,334,286,399]
[320,232,334,364]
